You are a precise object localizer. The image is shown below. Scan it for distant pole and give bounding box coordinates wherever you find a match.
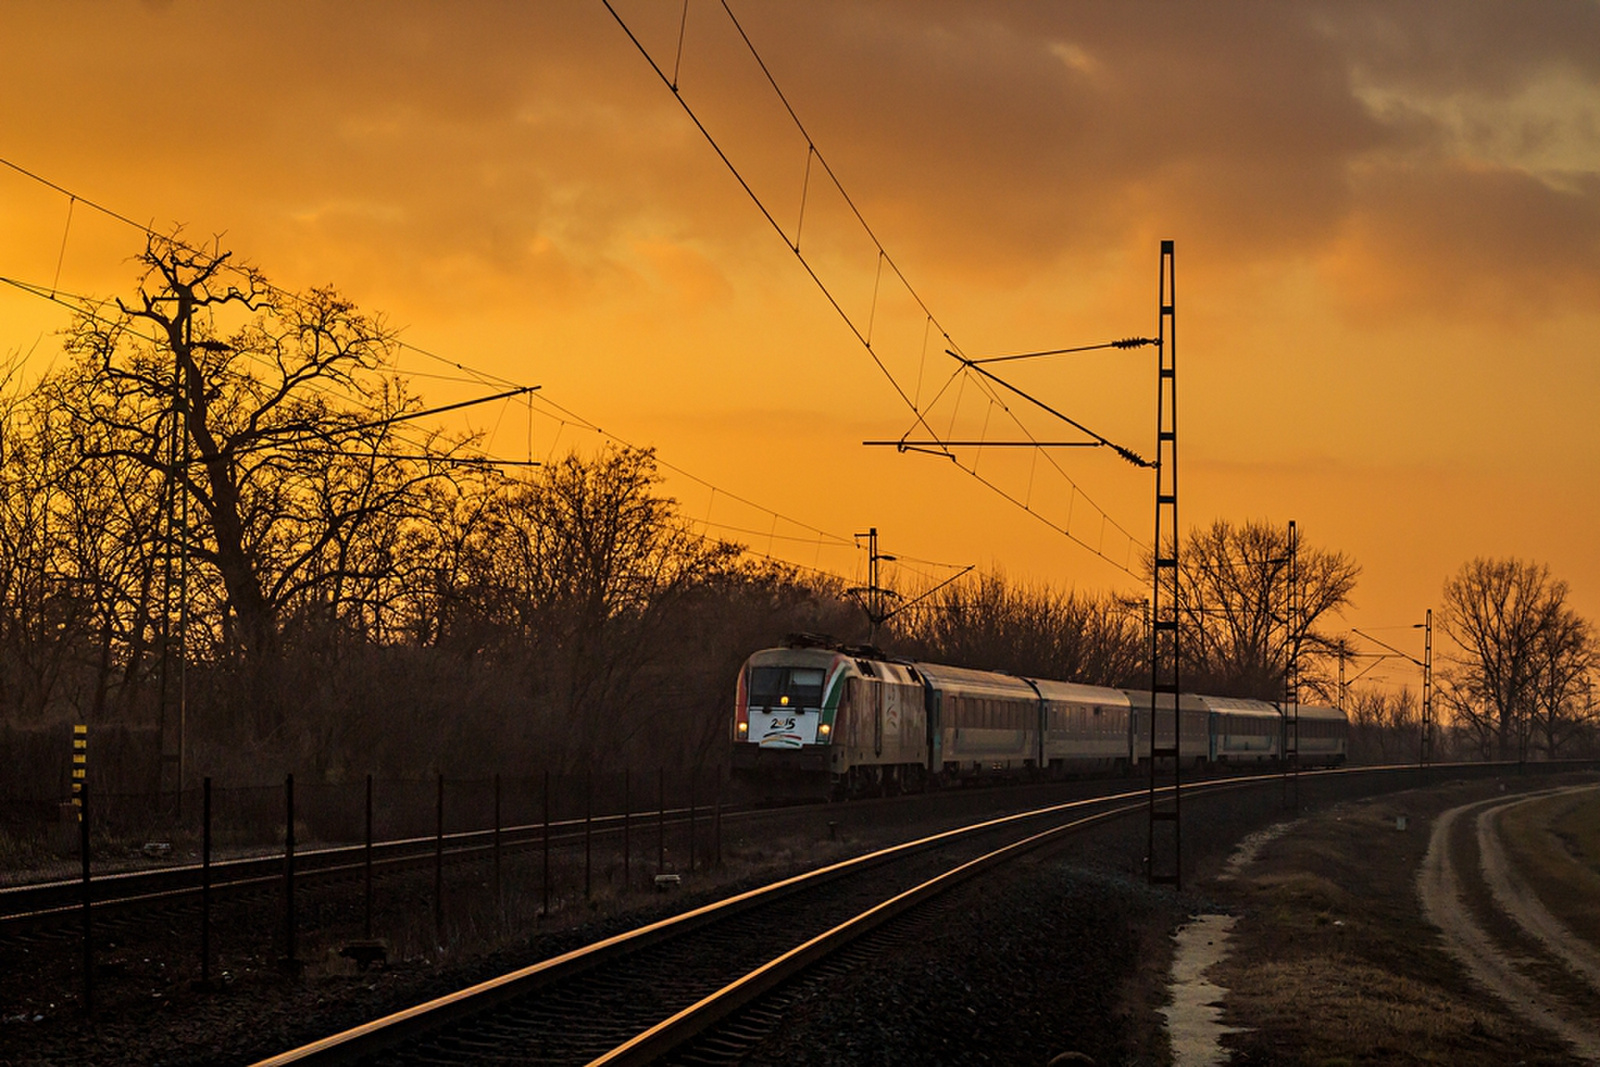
[688,773,697,874]
[79,773,92,1015]
[434,773,444,944]
[541,771,550,918]
[867,527,879,644]
[623,769,631,891]
[1283,519,1300,813]
[200,776,212,988]
[583,771,593,900]
[657,767,666,874]
[1338,650,1346,716]
[364,774,373,940]
[852,527,898,644]
[1421,608,1434,774]
[283,773,296,975]
[492,773,502,908]
[714,767,723,868]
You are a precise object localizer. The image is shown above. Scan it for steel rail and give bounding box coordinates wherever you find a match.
[250,760,1595,1064]
[254,767,1390,1066]
[251,787,1154,1065]
[8,760,1565,928]
[0,802,761,927]
[592,799,1145,1065]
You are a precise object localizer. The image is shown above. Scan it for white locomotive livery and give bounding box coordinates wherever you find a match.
[731,637,1347,797]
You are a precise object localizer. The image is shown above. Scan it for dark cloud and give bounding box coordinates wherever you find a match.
[1328,163,1600,320]
[3,1,1597,318]
[1316,0,1600,95]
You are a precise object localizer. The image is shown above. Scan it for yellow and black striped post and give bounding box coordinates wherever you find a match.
[71,724,87,821]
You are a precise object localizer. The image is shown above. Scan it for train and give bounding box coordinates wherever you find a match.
[730,635,1347,798]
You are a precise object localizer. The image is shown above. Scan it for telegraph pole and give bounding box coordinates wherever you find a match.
[1351,619,1433,773]
[1417,609,1433,774]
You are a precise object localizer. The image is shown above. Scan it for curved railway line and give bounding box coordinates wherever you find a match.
[7,760,1594,1066]
[253,786,1151,1065]
[252,765,1426,1066]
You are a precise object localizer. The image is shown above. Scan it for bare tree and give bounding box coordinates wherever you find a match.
[1173,519,1358,701]
[1345,686,1419,765]
[55,233,454,739]
[891,570,1144,687]
[475,445,743,772]
[1439,557,1595,761]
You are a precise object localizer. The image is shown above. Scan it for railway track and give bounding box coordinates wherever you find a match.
[252,775,1277,1065]
[6,761,1587,1066]
[4,762,1557,940]
[0,803,743,930]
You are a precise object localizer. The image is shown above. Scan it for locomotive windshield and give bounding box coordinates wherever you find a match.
[749,666,825,707]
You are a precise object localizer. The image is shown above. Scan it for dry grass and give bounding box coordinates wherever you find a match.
[1211,780,1592,1066]
[1499,789,1600,950]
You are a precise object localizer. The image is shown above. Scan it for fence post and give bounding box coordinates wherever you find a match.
[714,766,722,869]
[434,773,444,946]
[623,769,631,892]
[364,774,374,941]
[493,773,502,910]
[688,773,697,874]
[79,772,92,1015]
[283,773,296,976]
[541,770,550,918]
[657,766,665,874]
[200,776,212,989]
[584,771,592,900]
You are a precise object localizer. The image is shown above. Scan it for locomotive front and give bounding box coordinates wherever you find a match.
[731,646,849,796]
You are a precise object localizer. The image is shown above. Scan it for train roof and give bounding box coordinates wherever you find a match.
[1030,678,1132,706]
[1120,689,1210,712]
[741,649,1347,723]
[1197,695,1280,715]
[1294,703,1345,722]
[911,661,1041,699]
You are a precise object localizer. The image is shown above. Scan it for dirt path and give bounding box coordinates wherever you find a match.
[1420,786,1600,1062]
[1211,773,1600,1066]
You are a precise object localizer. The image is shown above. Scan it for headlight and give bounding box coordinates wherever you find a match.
[737,721,749,735]
[818,723,831,737]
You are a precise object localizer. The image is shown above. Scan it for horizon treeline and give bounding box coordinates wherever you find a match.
[1,236,1594,796]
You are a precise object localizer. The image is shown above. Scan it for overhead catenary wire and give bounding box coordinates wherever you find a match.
[0,159,866,574]
[8,261,876,584]
[7,267,858,572]
[601,1,1149,578]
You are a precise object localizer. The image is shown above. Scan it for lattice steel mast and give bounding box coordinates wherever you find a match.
[1148,240,1181,888]
[1283,519,1300,811]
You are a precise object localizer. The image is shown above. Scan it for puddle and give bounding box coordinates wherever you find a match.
[1216,819,1295,882]
[1162,913,1248,1066]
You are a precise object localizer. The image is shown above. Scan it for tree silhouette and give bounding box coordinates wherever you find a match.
[1440,557,1596,760]
[1172,519,1358,701]
[56,233,454,738]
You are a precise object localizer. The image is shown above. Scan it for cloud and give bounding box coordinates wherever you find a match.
[10,1,1597,331]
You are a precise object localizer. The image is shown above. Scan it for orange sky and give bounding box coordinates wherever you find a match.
[3,1,1598,684]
